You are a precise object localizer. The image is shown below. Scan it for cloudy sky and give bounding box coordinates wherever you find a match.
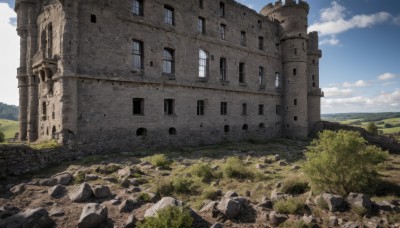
[1,0,399,114]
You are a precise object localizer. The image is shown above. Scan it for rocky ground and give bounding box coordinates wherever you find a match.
[0,139,399,227]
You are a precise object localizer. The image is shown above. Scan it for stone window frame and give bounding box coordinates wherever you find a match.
[240,31,246,46]
[198,49,209,79]
[242,103,247,116]
[220,102,228,115]
[162,48,175,75]
[164,99,175,116]
[132,39,144,71]
[219,2,225,18]
[219,23,226,40]
[197,100,205,115]
[220,57,227,81]
[164,5,174,26]
[198,17,206,35]
[132,98,145,115]
[259,66,265,88]
[132,0,144,16]
[258,36,264,50]
[239,62,246,84]
[258,104,264,115]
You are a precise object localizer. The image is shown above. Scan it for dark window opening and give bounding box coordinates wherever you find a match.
[293,68,297,75]
[294,116,298,121]
[239,62,245,83]
[313,59,315,64]
[242,124,248,131]
[240,31,246,46]
[312,75,315,80]
[294,99,297,105]
[258,104,264,115]
[242,103,247,116]
[90,14,96,23]
[197,100,205,115]
[275,43,280,54]
[259,66,265,87]
[276,105,281,115]
[258,20,262,29]
[169,127,177,135]
[313,82,316,87]
[259,123,265,129]
[42,102,47,120]
[220,58,227,81]
[199,0,204,9]
[220,2,225,18]
[198,17,205,34]
[220,102,227,115]
[224,125,230,133]
[164,99,175,115]
[133,98,144,115]
[52,126,56,138]
[258,37,264,50]
[136,128,147,136]
[219,24,226,40]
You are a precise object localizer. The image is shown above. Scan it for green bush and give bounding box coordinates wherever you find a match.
[223,156,254,179]
[303,130,388,196]
[136,206,193,228]
[0,131,5,142]
[273,198,305,214]
[366,122,378,135]
[147,154,171,168]
[137,193,152,202]
[155,179,174,197]
[281,177,310,195]
[172,177,194,194]
[201,187,220,200]
[191,163,220,182]
[73,172,85,184]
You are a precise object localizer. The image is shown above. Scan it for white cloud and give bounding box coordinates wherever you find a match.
[308,1,391,37]
[378,73,397,81]
[0,3,19,106]
[323,87,354,98]
[394,16,400,25]
[319,36,340,46]
[342,80,369,88]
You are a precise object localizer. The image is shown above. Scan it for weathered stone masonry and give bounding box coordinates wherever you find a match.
[15,0,323,149]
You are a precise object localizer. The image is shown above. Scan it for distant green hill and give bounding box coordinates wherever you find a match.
[0,119,19,140]
[0,102,19,121]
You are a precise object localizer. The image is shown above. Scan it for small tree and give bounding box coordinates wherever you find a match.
[0,131,5,143]
[366,122,378,135]
[303,130,388,196]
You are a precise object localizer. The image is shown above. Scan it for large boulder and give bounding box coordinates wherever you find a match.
[269,211,287,226]
[124,215,137,228]
[48,184,66,198]
[224,190,239,198]
[346,193,372,213]
[52,172,73,185]
[199,201,219,218]
[92,185,112,198]
[119,199,141,213]
[10,183,25,194]
[319,193,346,212]
[144,197,183,217]
[69,183,93,202]
[217,198,241,219]
[78,203,108,228]
[0,208,54,228]
[39,178,58,186]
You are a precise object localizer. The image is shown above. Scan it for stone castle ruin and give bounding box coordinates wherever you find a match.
[15,0,323,148]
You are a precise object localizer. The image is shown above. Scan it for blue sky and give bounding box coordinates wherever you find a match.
[0,0,399,113]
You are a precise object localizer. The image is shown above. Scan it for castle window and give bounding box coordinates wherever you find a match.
[224,125,230,133]
[258,104,264,115]
[169,127,177,135]
[199,49,208,78]
[258,20,262,30]
[47,24,53,58]
[220,58,227,81]
[275,72,280,88]
[136,128,147,136]
[294,99,297,105]
[313,82,316,87]
[242,124,248,131]
[52,126,56,139]
[90,14,96,23]
[164,6,174,26]
[259,123,265,129]
[52,104,55,120]
[220,2,225,18]
[313,59,315,64]
[220,102,227,115]
[258,37,264,50]
[259,66,265,87]
[239,62,245,83]
[242,103,247,116]
[197,100,205,115]
[312,75,315,81]
[294,48,297,55]
[293,68,297,76]
[276,105,281,115]
[164,99,175,115]
[275,43,280,54]
[132,0,144,16]
[163,48,174,74]
[198,17,205,34]
[219,24,226,40]
[294,116,298,121]
[133,98,144,115]
[240,31,246,46]
[42,102,47,120]
[199,0,204,9]
[132,40,143,70]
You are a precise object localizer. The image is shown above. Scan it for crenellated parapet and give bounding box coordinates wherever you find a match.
[260,0,309,16]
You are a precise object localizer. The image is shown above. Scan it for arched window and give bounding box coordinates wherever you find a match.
[169,127,177,135]
[136,128,147,136]
[242,124,248,131]
[199,49,208,78]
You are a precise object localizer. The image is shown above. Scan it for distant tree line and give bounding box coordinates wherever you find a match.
[322,112,400,123]
[0,102,19,121]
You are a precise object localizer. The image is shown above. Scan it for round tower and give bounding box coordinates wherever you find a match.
[261,0,310,138]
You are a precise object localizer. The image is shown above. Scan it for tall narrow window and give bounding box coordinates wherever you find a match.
[220,2,225,18]
[199,0,204,9]
[294,48,298,55]
[294,99,297,105]
[47,24,53,58]
[132,0,144,16]
[164,6,174,25]
[133,98,144,115]
[198,17,205,34]
[258,20,262,30]
[239,62,245,83]
[240,31,246,46]
[258,36,264,50]
[275,72,280,88]
[220,102,227,115]
[197,100,205,115]
[220,58,227,81]
[132,40,143,70]
[219,24,226,40]
[164,99,175,115]
[258,104,264,115]
[312,75,315,80]
[293,68,297,76]
[276,105,281,116]
[242,103,247,116]
[275,43,279,54]
[199,49,208,78]
[163,48,174,74]
[42,102,47,116]
[259,66,265,87]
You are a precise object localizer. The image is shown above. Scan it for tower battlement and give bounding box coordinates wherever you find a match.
[261,0,309,16]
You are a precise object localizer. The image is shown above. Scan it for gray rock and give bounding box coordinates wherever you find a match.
[374,201,397,212]
[78,203,108,228]
[93,185,112,198]
[52,172,73,185]
[103,176,118,183]
[144,197,183,217]
[270,189,292,201]
[128,178,140,186]
[200,201,219,218]
[217,198,241,219]
[125,214,137,228]
[0,208,54,228]
[40,178,58,186]
[278,161,287,166]
[69,183,93,202]
[274,154,281,161]
[119,199,141,213]
[346,192,372,212]
[10,183,25,194]
[85,174,99,181]
[48,184,66,198]
[49,208,65,217]
[255,163,266,169]
[257,200,273,209]
[126,186,141,193]
[320,193,346,212]
[302,215,317,225]
[342,221,361,228]
[269,211,287,226]
[224,190,238,198]
[329,216,339,227]
[292,165,301,170]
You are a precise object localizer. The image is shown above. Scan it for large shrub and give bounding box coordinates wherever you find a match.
[223,156,254,179]
[146,154,171,168]
[366,122,378,135]
[0,131,4,143]
[136,206,193,228]
[303,130,388,196]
